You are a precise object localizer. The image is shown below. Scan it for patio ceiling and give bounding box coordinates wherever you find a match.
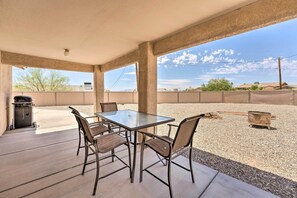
[0,0,256,65]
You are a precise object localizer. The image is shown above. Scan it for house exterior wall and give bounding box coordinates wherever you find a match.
[0,55,12,135]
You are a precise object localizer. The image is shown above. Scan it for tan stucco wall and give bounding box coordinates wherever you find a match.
[84,92,94,105]
[157,92,178,103]
[11,90,297,106]
[109,92,134,104]
[200,92,223,103]
[56,92,84,105]
[224,91,249,103]
[0,59,12,135]
[93,66,104,112]
[250,91,293,105]
[179,92,200,103]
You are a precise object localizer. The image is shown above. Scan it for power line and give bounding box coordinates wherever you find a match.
[286,53,297,59]
[107,67,127,90]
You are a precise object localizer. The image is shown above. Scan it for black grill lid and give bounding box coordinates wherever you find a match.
[14,96,32,103]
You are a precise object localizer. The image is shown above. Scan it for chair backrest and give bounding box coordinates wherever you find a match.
[74,114,94,144]
[172,114,204,152]
[100,102,118,112]
[69,106,81,115]
[69,106,82,128]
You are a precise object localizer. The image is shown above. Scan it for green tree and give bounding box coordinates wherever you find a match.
[201,78,234,91]
[14,68,71,91]
[250,84,263,90]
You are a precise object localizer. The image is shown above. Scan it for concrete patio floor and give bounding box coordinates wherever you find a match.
[0,128,278,198]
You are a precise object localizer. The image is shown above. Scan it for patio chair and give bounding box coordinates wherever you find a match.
[139,114,204,198]
[100,102,118,112]
[74,114,131,196]
[69,106,109,156]
[100,102,130,140]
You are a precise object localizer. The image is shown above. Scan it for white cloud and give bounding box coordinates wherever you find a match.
[120,78,132,81]
[124,71,136,75]
[210,57,297,75]
[157,56,170,64]
[200,55,237,64]
[200,49,237,64]
[173,52,198,65]
[212,49,235,56]
[193,74,214,82]
[158,79,192,88]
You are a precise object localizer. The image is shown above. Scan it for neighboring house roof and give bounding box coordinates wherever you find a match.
[237,82,288,89]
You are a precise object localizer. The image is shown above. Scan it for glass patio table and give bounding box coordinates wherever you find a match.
[95,109,175,182]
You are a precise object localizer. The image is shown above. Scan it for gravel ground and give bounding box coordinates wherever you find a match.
[36,103,297,195]
[111,103,296,183]
[183,148,297,198]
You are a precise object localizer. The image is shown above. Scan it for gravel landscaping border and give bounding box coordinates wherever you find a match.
[183,148,297,198]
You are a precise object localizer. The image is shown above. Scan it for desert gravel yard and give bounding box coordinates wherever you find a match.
[154,103,297,183]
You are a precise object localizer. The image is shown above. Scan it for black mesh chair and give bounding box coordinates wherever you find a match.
[69,106,109,156]
[75,114,131,196]
[139,114,204,198]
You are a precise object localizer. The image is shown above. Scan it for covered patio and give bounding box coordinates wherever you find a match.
[1,0,297,197]
[0,128,277,197]
[1,0,297,134]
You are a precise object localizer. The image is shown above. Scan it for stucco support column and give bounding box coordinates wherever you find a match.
[138,42,157,114]
[93,65,104,113]
[0,51,13,135]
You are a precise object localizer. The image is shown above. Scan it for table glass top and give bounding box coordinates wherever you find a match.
[96,110,174,130]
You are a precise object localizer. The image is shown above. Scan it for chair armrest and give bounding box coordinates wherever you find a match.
[138,131,173,145]
[167,123,179,137]
[85,115,99,119]
[89,121,104,126]
[167,124,178,128]
[93,131,123,140]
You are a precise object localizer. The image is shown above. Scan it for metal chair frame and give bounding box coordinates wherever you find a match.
[69,106,109,156]
[100,102,132,141]
[139,114,204,198]
[75,114,132,196]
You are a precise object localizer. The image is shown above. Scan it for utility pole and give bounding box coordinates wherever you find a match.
[278,57,282,89]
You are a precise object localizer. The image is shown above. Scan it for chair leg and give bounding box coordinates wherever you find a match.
[92,152,100,196]
[189,145,195,183]
[76,130,82,156]
[139,141,145,182]
[129,131,132,142]
[127,142,132,179]
[82,143,88,175]
[168,156,174,198]
[111,149,115,162]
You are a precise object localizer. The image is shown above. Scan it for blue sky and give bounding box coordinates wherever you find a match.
[13,18,297,91]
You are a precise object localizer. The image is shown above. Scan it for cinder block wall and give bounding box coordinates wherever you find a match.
[12,90,297,106]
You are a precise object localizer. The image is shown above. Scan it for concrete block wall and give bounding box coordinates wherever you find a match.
[224,91,249,103]
[12,90,297,106]
[200,92,223,103]
[250,91,293,105]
